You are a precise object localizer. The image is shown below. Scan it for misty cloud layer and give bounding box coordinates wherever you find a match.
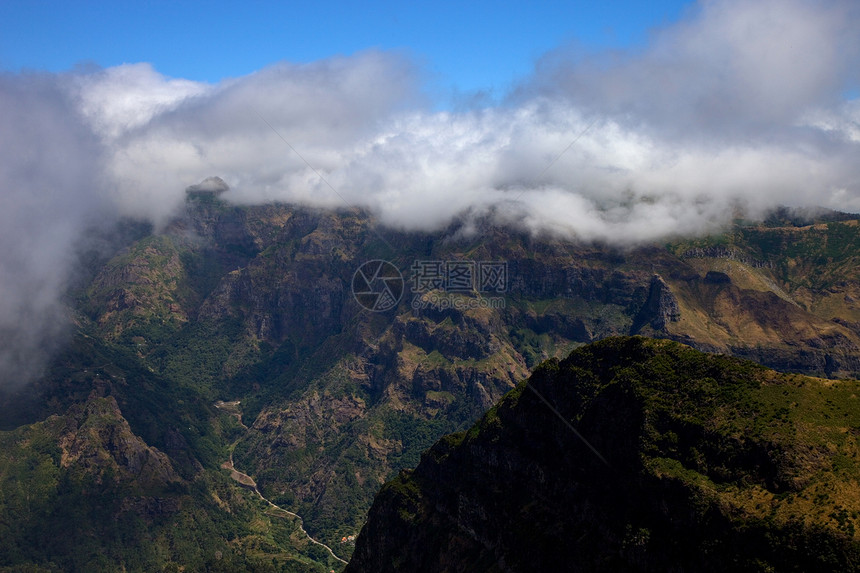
[0,73,109,387]
[2,0,860,386]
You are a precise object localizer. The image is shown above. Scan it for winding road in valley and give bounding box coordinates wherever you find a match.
[216,401,348,567]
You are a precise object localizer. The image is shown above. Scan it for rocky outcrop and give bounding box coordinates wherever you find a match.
[631,274,681,332]
[682,245,774,268]
[85,236,192,341]
[57,396,181,489]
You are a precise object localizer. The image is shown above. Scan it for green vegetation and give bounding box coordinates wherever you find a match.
[349,337,860,572]
[0,398,333,572]
[5,201,860,570]
[671,218,860,292]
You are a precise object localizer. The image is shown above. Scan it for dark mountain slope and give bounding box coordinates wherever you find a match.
[347,337,860,573]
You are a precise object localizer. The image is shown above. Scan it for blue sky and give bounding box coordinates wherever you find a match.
[0,0,693,99]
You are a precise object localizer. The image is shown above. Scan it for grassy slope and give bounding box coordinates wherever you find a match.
[670,219,860,326]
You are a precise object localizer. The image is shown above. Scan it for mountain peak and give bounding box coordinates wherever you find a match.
[185,176,229,197]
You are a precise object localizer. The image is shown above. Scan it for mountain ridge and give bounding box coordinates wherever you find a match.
[347,337,860,572]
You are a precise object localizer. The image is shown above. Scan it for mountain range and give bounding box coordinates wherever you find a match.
[1,187,860,571]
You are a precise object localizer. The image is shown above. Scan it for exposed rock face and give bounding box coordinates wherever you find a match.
[347,338,860,573]
[85,236,193,341]
[632,274,681,332]
[82,203,860,386]
[57,396,181,488]
[186,175,229,196]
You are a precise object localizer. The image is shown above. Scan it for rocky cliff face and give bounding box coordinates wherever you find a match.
[632,274,681,331]
[82,201,860,384]
[347,337,860,572]
[55,396,181,489]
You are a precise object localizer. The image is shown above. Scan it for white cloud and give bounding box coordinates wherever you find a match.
[81,1,860,238]
[0,72,108,387]
[71,63,212,139]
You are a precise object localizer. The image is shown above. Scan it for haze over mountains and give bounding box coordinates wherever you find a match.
[2,0,860,388]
